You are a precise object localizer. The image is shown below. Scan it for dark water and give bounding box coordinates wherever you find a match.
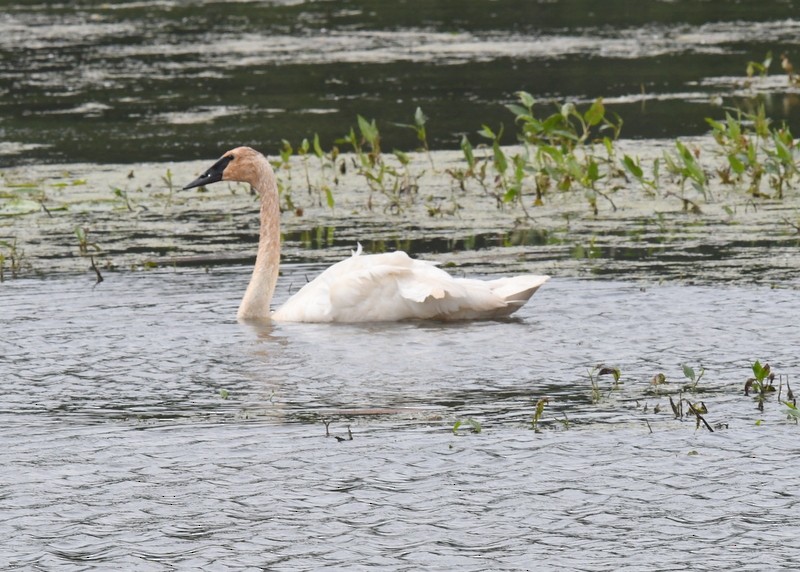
[4,269,800,569]
[2,0,800,166]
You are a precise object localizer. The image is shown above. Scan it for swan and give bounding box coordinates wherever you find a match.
[183,146,549,322]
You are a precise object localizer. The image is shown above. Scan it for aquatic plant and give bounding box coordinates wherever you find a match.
[323,420,354,441]
[89,256,103,286]
[505,92,623,213]
[274,139,298,213]
[111,187,134,212]
[0,238,23,281]
[681,363,705,391]
[395,107,435,170]
[746,50,773,79]
[649,372,668,396]
[744,360,776,411]
[706,105,799,199]
[161,168,175,206]
[668,393,713,432]
[312,133,337,208]
[452,418,482,435]
[75,227,101,256]
[531,397,549,431]
[662,140,708,209]
[622,154,659,195]
[589,365,621,403]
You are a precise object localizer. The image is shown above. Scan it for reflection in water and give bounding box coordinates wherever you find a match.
[282,226,550,256]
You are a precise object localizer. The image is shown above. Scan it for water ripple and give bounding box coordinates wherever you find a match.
[3,272,800,569]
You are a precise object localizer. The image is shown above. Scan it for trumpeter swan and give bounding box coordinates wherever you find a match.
[183,146,549,322]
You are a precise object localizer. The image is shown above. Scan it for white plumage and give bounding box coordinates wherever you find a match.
[183,146,549,323]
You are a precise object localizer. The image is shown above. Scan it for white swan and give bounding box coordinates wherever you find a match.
[183,146,549,322]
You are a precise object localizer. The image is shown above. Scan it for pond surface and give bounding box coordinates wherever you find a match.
[2,0,800,165]
[4,269,800,570]
[3,1,800,569]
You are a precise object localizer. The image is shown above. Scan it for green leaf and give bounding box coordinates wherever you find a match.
[393,149,410,166]
[492,142,508,173]
[752,360,764,382]
[705,117,725,133]
[682,363,695,382]
[478,124,496,140]
[773,132,793,164]
[312,133,324,158]
[584,98,605,127]
[586,159,600,182]
[728,153,746,175]
[506,103,531,119]
[467,419,482,433]
[357,115,379,145]
[503,186,519,203]
[622,155,643,179]
[516,90,536,109]
[460,135,475,167]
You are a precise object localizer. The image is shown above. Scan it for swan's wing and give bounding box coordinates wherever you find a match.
[271,249,549,322]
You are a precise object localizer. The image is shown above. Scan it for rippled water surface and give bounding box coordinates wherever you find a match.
[4,269,800,569]
[2,0,800,164]
[4,0,800,569]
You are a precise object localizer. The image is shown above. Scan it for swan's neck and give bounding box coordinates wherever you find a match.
[237,163,280,320]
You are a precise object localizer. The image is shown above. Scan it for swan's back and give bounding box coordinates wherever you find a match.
[271,248,549,322]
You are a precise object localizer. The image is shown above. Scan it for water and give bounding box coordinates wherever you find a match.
[4,269,800,569]
[2,0,800,165]
[4,1,800,568]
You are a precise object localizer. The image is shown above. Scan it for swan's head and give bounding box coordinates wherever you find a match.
[183,146,268,190]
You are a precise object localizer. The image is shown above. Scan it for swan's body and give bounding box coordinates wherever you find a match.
[184,146,549,322]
